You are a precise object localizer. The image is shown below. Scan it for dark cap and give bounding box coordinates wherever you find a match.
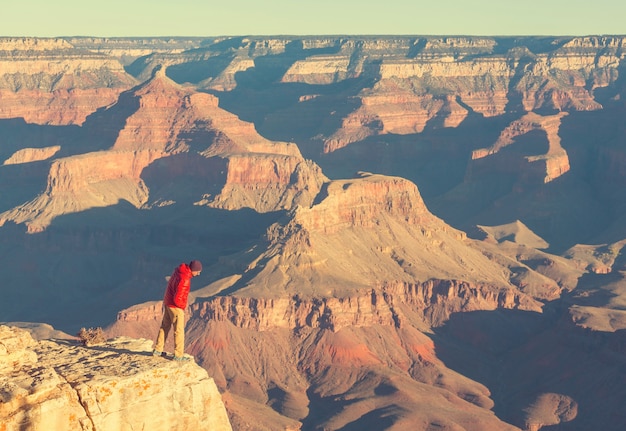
[189,260,202,272]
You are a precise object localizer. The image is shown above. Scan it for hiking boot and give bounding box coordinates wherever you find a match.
[173,355,191,362]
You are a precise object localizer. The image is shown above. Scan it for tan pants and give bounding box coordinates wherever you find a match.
[154,306,185,357]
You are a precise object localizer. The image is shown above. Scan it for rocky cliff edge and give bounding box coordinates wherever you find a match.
[0,325,232,431]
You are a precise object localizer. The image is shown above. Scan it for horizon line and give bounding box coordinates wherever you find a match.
[2,33,626,39]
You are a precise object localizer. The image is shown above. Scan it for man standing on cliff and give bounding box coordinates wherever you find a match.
[153,260,202,361]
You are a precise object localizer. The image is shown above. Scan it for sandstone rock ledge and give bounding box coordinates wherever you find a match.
[0,325,232,431]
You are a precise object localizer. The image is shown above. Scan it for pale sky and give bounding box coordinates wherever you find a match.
[1,0,624,37]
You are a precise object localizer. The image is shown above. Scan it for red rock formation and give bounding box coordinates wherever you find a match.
[107,171,558,430]
[181,278,539,332]
[113,66,326,212]
[3,145,61,165]
[0,150,160,232]
[472,112,571,183]
[0,89,123,125]
[277,36,623,153]
[0,37,137,125]
[203,172,564,305]
[3,35,626,431]
[283,56,353,85]
[46,150,164,193]
[111,293,526,430]
[0,65,327,231]
[523,393,578,431]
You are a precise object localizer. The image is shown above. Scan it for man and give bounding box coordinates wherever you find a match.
[153,260,202,361]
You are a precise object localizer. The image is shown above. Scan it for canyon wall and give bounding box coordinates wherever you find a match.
[106,170,565,430]
[110,281,532,431]
[1,35,626,431]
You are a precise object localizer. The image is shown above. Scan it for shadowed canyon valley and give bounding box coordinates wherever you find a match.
[2,35,626,430]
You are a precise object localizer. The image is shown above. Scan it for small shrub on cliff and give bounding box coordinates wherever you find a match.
[77,327,106,346]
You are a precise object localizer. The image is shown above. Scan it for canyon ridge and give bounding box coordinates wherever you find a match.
[1,35,626,430]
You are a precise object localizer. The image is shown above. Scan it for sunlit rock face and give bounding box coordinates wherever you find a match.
[107,171,561,431]
[1,35,626,431]
[0,37,136,125]
[270,36,623,156]
[0,64,327,232]
[0,325,232,431]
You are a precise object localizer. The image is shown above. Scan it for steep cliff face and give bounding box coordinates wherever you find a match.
[293,172,437,231]
[112,290,530,430]
[138,35,622,138]
[0,151,157,232]
[108,171,564,430]
[316,36,624,152]
[112,281,541,430]
[0,88,123,126]
[205,155,326,212]
[1,35,622,133]
[0,325,232,431]
[186,278,540,333]
[471,112,571,183]
[0,37,139,125]
[225,172,559,301]
[0,38,134,92]
[2,35,626,431]
[0,65,327,231]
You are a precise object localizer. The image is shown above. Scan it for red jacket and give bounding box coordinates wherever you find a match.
[163,263,193,309]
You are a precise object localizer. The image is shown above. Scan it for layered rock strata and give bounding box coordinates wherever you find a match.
[220,172,559,301]
[276,36,625,152]
[1,35,625,431]
[472,112,571,183]
[0,65,326,231]
[108,172,561,430]
[0,37,138,125]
